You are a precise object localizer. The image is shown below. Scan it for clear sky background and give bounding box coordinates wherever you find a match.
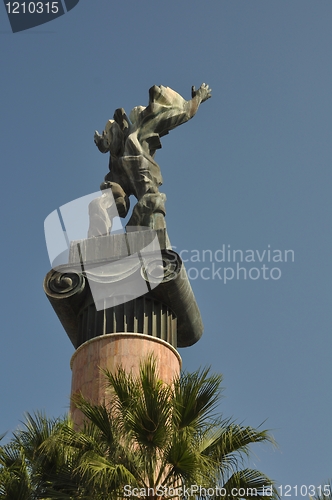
[1,0,332,492]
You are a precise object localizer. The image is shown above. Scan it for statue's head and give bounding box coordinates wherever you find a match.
[113,108,129,132]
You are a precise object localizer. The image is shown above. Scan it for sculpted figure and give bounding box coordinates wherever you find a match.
[93,83,211,231]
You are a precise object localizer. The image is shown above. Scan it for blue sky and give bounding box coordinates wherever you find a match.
[1,0,332,492]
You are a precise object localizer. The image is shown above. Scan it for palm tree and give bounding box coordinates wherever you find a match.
[68,356,278,500]
[0,413,83,499]
[0,358,278,500]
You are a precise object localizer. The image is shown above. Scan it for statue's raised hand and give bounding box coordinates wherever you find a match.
[94,130,110,153]
[191,83,212,103]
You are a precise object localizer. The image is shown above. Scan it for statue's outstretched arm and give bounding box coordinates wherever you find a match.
[147,83,212,138]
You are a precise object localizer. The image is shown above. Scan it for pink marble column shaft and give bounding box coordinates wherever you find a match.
[70,333,182,427]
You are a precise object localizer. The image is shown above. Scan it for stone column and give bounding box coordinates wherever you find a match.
[44,229,203,427]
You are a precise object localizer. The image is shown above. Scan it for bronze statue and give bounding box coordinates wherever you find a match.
[93,83,211,232]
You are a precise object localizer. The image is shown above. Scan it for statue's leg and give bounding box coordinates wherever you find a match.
[117,155,167,229]
[126,192,166,230]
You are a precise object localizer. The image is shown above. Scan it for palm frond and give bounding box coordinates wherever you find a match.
[205,422,275,465]
[312,481,332,500]
[173,367,223,431]
[222,468,278,499]
[71,394,116,449]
